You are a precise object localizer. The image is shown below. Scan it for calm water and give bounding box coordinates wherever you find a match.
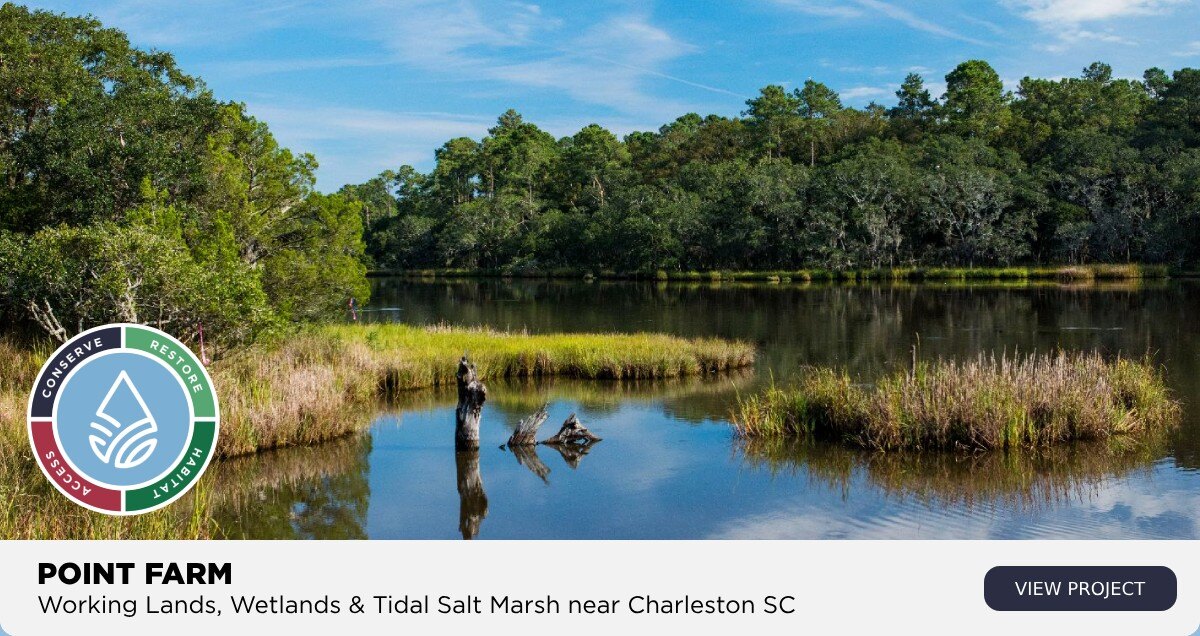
[211,278,1200,539]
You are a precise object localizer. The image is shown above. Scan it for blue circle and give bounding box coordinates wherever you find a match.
[56,352,191,487]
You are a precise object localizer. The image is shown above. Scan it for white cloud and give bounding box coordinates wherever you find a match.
[852,0,989,45]
[1008,0,1186,24]
[1174,41,1200,57]
[1006,0,1180,52]
[1035,28,1139,53]
[764,0,864,18]
[839,85,891,100]
[768,0,989,46]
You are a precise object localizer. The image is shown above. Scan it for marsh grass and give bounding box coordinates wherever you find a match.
[214,323,752,455]
[733,351,1179,451]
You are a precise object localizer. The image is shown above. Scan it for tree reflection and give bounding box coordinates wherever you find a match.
[456,450,488,539]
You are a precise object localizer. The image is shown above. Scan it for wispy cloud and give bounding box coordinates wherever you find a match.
[1007,0,1186,24]
[1007,0,1186,51]
[840,85,891,100]
[764,0,864,18]
[1174,41,1200,57]
[768,0,989,46]
[852,0,989,46]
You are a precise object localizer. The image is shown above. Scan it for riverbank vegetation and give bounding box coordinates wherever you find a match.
[733,352,1178,451]
[384,264,1171,282]
[348,62,1200,276]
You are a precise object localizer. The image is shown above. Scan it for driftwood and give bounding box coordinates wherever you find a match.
[454,356,487,450]
[455,450,488,540]
[506,404,549,447]
[541,413,602,445]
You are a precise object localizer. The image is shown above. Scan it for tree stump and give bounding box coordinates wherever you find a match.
[455,356,487,450]
[506,404,548,447]
[455,450,487,540]
[541,413,601,445]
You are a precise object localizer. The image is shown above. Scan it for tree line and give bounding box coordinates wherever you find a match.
[345,61,1200,274]
[0,5,368,350]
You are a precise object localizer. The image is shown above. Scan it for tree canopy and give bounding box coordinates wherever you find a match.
[348,58,1200,273]
[0,4,368,348]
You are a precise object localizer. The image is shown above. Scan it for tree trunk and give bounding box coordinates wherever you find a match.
[542,413,602,445]
[455,450,488,540]
[455,356,487,450]
[507,404,548,447]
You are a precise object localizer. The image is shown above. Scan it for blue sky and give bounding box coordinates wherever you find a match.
[28,0,1200,190]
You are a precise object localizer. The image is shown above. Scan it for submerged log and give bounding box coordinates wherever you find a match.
[541,413,602,445]
[455,450,488,540]
[507,404,549,447]
[455,356,487,450]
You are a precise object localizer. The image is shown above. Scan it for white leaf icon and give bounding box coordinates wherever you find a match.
[89,370,158,469]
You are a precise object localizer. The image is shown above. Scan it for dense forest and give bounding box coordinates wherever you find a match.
[345,62,1200,274]
[2,3,1200,347]
[0,5,368,349]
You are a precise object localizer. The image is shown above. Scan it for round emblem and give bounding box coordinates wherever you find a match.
[26,324,219,515]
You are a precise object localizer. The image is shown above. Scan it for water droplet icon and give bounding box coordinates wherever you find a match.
[88,370,158,469]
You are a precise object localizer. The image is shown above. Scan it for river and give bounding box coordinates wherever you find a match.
[208,277,1200,539]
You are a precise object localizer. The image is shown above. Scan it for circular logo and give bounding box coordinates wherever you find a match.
[26,324,219,515]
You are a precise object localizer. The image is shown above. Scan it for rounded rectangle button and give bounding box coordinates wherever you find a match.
[985,566,1176,611]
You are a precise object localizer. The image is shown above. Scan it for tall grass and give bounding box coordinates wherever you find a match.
[215,323,753,456]
[733,351,1179,451]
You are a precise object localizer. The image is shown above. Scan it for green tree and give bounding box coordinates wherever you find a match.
[943,60,1010,140]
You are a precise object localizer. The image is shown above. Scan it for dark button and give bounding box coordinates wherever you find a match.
[985,566,1176,611]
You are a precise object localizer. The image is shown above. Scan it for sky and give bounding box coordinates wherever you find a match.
[27,0,1200,191]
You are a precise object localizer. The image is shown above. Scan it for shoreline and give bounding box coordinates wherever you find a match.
[370,264,1175,283]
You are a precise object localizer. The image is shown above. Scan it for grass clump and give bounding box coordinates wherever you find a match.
[733,351,1178,451]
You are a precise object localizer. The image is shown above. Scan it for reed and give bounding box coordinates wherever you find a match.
[732,351,1178,451]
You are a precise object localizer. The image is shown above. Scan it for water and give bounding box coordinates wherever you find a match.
[210,278,1200,539]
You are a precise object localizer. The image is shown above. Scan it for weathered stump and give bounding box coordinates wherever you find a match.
[455,450,488,540]
[455,356,487,450]
[542,413,601,445]
[507,404,549,447]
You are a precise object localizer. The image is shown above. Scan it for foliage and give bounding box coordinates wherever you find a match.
[349,58,1200,273]
[0,5,368,349]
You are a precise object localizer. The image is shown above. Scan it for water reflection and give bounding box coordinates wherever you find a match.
[200,279,1200,539]
[455,450,487,540]
[736,436,1167,510]
[209,434,371,539]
